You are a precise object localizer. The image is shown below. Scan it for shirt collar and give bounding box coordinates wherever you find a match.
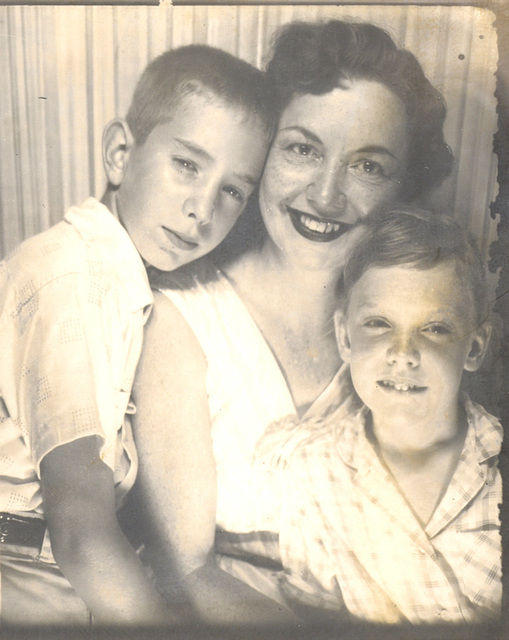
[334,392,502,473]
[426,395,501,537]
[462,393,502,464]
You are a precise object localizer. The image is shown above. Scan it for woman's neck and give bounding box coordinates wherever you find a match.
[222,239,343,415]
[226,239,343,325]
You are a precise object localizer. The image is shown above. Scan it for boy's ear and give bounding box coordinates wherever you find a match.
[463,320,492,372]
[102,118,134,187]
[334,309,351,363]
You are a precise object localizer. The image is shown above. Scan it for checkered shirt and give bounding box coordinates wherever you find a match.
[278,395,502,624]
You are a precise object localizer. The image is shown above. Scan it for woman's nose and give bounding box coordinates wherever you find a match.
[306,167,347,217]
[385,335,420,367]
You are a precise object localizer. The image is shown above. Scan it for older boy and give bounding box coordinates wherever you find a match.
[276,209,501,624]
[0,44,273,626]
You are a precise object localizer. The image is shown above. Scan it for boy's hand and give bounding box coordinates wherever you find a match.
[40,435,178,626]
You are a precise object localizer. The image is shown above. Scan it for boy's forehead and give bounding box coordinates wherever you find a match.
[175,89,258,121]
[347,262,474,314]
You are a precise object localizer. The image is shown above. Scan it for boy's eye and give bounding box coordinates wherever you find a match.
[174,157,197,173]
[422,323,452,337]
[223,185,244,202]
[363,317,390,330]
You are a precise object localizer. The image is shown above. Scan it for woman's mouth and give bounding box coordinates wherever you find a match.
[287,207,352,243]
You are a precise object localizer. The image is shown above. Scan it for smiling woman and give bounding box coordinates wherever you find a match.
[258,80,409,270]
[129,18,462,627]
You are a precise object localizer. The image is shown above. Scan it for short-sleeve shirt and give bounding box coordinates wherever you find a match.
[0,198,153,543]
[278,393,502,624]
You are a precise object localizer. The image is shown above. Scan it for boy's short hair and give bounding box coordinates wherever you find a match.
[126,44,276,145]
[343,208,488,324]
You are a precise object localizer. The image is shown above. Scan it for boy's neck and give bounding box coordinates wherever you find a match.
[368,405,468,526]
[369,399,466,459]
[100,188,118,220]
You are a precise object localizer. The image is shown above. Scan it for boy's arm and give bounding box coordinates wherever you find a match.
[40,435,177,625]
[8,271,175,625]
[131,291,297,626]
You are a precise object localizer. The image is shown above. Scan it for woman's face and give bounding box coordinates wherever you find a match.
[259,79,409,271]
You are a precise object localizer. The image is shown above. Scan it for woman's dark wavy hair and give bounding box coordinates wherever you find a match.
[265,20,454,201]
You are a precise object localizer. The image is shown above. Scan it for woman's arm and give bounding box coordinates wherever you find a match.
[131,291,296,625]
[40,436,176,625]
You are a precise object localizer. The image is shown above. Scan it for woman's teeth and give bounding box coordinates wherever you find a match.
[299,213,341,235]
[288,207,347,243]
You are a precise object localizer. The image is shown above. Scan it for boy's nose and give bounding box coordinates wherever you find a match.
[385,335,420,367]
[183,194,214,225]
[306,166,348,218]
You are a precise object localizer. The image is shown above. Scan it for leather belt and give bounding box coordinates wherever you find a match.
[0,512,46,551]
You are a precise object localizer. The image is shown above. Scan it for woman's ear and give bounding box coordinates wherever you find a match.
[334,309,351,363]
[102,118,134,187]
[463,320,492,372]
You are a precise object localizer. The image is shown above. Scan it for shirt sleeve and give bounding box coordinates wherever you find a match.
[11,271,122,473]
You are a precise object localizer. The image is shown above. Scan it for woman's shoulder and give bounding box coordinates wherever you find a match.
[147,257,255,362]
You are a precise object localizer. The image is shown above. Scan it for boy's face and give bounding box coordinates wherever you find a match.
[115,93,269,271]
[337,262,488,448]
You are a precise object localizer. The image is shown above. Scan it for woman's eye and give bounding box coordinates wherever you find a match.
[362,161,382,175]
[223,186,244,202]
[351,160,386,179]
[174,157,197,173]
[287,143,320,160]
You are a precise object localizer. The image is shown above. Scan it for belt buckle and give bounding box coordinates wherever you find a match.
[0,512,46,551]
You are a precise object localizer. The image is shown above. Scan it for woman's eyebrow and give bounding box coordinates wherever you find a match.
[279,125,322,146]
[356,145,400,161]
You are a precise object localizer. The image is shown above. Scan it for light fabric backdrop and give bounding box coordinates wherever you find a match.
[0,4,499,267]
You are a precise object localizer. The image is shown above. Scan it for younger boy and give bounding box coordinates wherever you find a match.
[276,208,501,624]
[0,45,273,626]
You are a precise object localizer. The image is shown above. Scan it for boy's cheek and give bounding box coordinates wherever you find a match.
[347,333,377,360]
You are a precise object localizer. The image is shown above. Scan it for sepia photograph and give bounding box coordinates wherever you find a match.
[0,2,507,639]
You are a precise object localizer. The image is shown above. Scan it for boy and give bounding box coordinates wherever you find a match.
[0,44,273,626]
[276,208,501,624]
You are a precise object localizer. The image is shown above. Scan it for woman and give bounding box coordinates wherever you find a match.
[131,20,453,625]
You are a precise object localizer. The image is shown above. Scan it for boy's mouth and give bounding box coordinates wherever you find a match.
[163,226,198,250]
[287,206,352,243]
[378,380,427,393]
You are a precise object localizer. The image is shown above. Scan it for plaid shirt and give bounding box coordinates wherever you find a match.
[278,395,502,624]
